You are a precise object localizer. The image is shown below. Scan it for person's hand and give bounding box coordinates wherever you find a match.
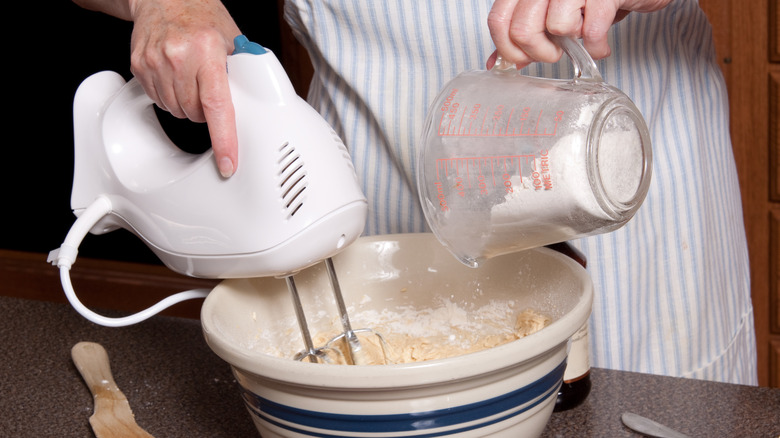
[128,0,242,177]
[486,0,671,69]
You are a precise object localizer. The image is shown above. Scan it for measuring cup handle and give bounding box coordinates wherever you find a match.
[492,34,603,81]
[549,34,603,81]
[492,54,518,71]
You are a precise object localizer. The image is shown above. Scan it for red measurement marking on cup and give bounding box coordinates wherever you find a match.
[438,105,561,137]
[435,155,537,188]
[431,153,550,211]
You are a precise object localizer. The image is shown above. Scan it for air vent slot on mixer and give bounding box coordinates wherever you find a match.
[277,141,307,218]
[330,129,356,172]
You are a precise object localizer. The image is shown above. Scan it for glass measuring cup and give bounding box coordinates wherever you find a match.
[417,36,652,268]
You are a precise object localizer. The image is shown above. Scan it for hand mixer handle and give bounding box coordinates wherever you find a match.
[89,35,298,196]
[73,35,300,210]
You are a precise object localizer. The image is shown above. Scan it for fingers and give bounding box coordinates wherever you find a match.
[488,0,673,66]
[488,0,562,68]
[159,42,207,122]
[485,51,499,69]
[130,31,218,121]
[546,0,585,37]
[130,33,236,177]
[579,1,618,59]
[134,44,237,177]
[199,63,238,178]
[537,0,612,60]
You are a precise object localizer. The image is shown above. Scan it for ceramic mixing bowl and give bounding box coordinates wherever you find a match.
[201,233,592,437]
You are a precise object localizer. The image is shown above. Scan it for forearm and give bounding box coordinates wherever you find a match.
[72,0,133,21]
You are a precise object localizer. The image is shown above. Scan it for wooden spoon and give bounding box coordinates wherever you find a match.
[71,341,154,438]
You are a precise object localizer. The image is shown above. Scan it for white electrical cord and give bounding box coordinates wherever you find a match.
[47,195,210,327]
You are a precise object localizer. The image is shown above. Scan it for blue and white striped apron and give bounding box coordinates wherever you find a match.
[283,0,757,385]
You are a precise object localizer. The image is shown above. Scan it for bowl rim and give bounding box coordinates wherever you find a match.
[201,233,593,389]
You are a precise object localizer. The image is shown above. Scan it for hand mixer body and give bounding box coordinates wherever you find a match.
[70,40,367,278]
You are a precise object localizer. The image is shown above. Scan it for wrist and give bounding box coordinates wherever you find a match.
[127,0,145,21]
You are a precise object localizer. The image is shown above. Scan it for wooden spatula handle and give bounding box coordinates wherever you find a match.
[72,342,118,396]
[71,341,155,438]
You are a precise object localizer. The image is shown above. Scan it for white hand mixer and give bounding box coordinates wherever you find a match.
[48,36,384,364]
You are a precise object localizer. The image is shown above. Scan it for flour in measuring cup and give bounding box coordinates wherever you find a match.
[488,126,644,248]
[598,126,644,204]
[490,132,602,223]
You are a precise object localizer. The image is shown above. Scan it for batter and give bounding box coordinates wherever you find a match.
[312,308,552,365]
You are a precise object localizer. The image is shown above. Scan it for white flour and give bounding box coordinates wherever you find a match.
[598,127,644,203]
[492,128,643,222]
[484,116,644,255]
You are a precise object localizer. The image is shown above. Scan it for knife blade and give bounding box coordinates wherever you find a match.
[621,412,692,438]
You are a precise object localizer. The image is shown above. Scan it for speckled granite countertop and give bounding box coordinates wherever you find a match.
[2,295,778,437]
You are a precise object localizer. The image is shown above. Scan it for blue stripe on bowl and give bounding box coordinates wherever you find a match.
[240,360,565,437]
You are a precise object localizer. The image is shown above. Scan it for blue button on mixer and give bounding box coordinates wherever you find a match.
[233,35,267,55]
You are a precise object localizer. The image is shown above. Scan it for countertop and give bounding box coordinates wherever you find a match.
[2,295,778,438]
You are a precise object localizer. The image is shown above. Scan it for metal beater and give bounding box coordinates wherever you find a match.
[287,258,389,365]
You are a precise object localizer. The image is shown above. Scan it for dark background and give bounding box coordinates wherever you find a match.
[6,2,283,265]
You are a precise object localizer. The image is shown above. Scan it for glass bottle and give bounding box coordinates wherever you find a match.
[545,242,592,411]
[554,322,592,411]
